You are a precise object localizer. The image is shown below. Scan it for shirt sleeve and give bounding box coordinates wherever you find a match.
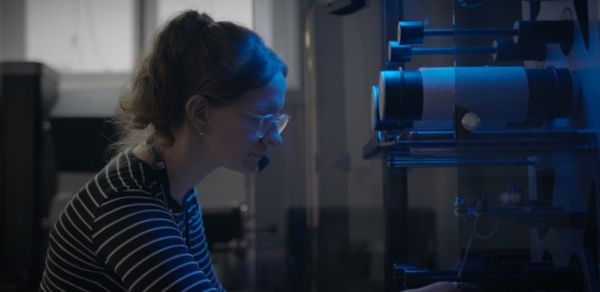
[92,193,219,292]
[186,193,226,292]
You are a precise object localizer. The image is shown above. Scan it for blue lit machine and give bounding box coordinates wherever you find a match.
[363,1,600,291]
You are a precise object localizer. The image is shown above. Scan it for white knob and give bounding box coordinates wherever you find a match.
[461,112,481,131]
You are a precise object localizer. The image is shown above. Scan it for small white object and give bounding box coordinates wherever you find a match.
[461,112,481,131]
[500,187,523,205]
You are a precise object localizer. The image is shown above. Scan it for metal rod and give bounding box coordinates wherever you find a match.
[412,46,497,55]
[426,28,518,36]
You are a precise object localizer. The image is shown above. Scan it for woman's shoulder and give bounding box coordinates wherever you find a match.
[85,149,163,203]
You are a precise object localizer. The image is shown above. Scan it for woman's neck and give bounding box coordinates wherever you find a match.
[162,137,216,204]
[134,131,217,205]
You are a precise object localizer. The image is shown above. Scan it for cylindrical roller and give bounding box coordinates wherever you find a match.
[515,20,573,47]
[454,67,529,128]
[397,21,425,45]
[372,84,407,131]
[526,67,575,119]
[493,40,546,61]
[398,20,573,49]
[378,69,423,127]
[377,66,576,130]
[388,41,413,62]
[389,41,545,63]
[398,21,518,45]
[371,85,380,130]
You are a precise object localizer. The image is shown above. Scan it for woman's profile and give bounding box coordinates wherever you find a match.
[40,10,288,291]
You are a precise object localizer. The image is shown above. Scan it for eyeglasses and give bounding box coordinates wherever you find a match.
[205,95,290,138]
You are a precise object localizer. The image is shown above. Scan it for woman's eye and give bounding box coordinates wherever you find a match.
[257,109,274,115]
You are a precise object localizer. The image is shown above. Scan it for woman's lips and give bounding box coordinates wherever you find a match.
[249,152,264,158]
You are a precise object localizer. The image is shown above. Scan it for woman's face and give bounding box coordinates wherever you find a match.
[206,72,287,173]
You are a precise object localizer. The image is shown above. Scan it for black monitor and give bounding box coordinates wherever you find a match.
[0,62,58,290]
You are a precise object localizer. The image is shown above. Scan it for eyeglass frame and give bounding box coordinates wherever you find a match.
[203,94,290,138]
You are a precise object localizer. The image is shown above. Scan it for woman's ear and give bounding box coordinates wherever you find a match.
[186,95,210,135]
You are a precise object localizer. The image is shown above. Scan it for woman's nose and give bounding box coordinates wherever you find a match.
[260,129,284,146]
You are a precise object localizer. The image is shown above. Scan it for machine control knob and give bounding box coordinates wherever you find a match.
[461,112,481,131]
[388,41,412,62]
[398,21,425,45]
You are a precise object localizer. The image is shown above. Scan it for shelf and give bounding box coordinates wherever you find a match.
[362,129,597,167]
[462,205,585,230]
[393,262,580,291]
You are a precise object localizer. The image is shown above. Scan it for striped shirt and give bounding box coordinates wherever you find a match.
[40,149,225,291]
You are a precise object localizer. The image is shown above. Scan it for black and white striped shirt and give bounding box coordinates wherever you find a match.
[40,149,225,291]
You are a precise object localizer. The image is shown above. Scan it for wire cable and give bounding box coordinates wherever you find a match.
[457,215,478,282]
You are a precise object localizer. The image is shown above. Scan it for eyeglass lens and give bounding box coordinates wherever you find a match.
[259,115,289,137]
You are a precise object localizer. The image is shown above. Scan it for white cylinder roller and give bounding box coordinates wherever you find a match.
[374,66,575,131]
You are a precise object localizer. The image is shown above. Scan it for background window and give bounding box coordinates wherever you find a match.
[25,0,135,74]
[157,0,254,29]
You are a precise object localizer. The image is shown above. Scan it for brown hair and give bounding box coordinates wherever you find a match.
[111,10,287,154]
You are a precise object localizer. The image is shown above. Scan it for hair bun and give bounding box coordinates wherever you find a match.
[196,12,214,26]
[193,12,215,33]
[175,10,215,34]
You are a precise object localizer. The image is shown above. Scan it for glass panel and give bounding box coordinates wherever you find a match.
[25,0,135,73]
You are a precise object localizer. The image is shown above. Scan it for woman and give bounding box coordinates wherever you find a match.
[40,10,287,291]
